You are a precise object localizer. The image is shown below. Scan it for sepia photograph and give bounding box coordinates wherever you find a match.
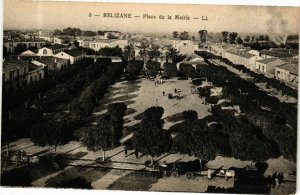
[1,0,299,194]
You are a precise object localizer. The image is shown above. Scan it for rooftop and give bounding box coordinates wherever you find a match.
[260,50,296,58]
[65,49,85,57]
[257,58,286,67]
[276,63,298,75]
[45,44,67,50]
[3,59,30,71]
[36,56,68,65]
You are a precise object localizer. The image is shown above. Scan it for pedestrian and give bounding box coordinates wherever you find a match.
[278,173,284,184]
[124,147,128,156]
[163,91,165,96]
[275,177,279,188]
[174,88,177,93]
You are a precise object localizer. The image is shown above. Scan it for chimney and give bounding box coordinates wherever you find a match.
[18,56,20,60]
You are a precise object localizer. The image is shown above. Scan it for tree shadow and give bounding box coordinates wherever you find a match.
[164,112,182,123]
[107,171,160,191]
[133,112,144,120]
[125,108,137,116]
[44,166,110,189]
[123,100,136,106]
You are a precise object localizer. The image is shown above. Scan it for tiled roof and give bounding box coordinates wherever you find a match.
[3,59,30,71]
[256,58,279,64]
[260,50,295,58]
[257,58,286,67]
[276,63,298,75]
[65,49,85,57]
[45,44,67,50]
[36,56,68,66]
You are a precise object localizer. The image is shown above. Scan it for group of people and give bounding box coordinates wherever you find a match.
[269,172,284,188]
[162,88,181,99]
[16,150,29,165]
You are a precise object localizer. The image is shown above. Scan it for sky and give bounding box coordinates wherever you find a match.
[4,0,300,35]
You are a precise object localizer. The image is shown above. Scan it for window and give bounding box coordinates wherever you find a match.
[24,67,27,73]
[43,49,47,55]
[16,69,20,77]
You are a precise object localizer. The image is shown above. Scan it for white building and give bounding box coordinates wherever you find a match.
[37,45,68,56]
[255,58,286,75]
[55,49,85,64]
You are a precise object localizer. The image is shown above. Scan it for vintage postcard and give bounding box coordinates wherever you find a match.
[1,0,299,194]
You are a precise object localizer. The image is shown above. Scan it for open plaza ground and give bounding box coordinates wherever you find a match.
[1,75,296,193]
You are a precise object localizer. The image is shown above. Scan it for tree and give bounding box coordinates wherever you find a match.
[221,31,229,43]
[163,62,177,78]
[83,31,96,36]
[123,44,135,61]
[98,46,122,57]
[166,46,179,63]
[31,119,72,153]
[198,30,208,43]
[2,118,17,170]
[172,31,179,39]
[132,107,172,166]
[264,35,270,42]
[228,32,238,44]
[137,40,150,68]
[82,119,112,161]
[14,43,27,54]
[244,36,250,43]
[182,110,198,121]
[106,33,118,39]
[147,44,160,60]
[53,29,64,35]
[179,31,190,40]
[177,121,217,161]
[235,37,244,44]
[107,102,127,147]
[146,60,160,77]
[127,60,143,77]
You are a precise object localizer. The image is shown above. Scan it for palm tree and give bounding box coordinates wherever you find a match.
[147,44,160,60]
[123,44,135,61]
[137,40,150,69]
[166,46,179,63]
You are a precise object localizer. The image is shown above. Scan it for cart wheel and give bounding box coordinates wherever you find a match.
[171,172,179,178]
[186,172,194,180]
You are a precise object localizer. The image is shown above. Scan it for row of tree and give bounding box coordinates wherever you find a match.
[53,28,121,39]
[29,59,125,154]
[194,53,296,160]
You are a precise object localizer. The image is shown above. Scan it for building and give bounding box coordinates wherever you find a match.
[260,49,296,59]
[37,45,68,56]
[2,58,45,88]
[20,49,38,56]
[255,58,286,75]
[53,36,74,45]
[34,56,69,70]
[89,39,128,51]
[26,62,46,84]
[275,63,298,86]
[55,49,85,64]
[3,58,29,84]
[177,54,205,70]
[171,39,191,50]
[4,40,47,53]
[224,49,263,70]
